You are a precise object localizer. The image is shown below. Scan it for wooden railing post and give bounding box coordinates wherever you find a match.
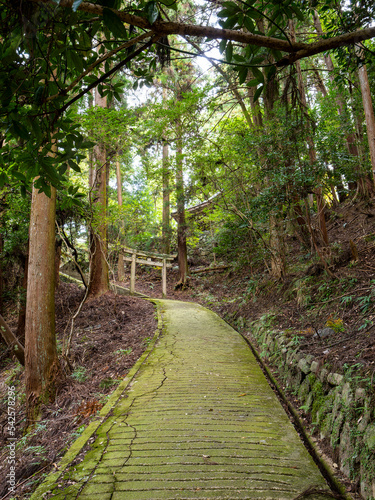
[130,252,136,295]
[162,258,167,298]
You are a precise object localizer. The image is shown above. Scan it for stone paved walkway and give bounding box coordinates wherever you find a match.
[32,300,335,499]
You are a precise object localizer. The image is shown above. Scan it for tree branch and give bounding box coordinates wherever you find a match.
[47,31,154,102]
[56,37,158,118]
[30,0,375,65]
[0,315,25,366]
[277,26,375,65]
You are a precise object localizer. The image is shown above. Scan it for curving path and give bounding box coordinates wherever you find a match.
[32,300,336,499]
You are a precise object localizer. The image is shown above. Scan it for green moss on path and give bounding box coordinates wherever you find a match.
[31,300,337,499]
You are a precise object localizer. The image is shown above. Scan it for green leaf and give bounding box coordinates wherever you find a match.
[146,1,159,24]
[71,197,83,207]
[252,67,264,84]
[243,16,255,32]
[34,85,45,105]
[1,87,13,107]
[0,172,8,189]
[10,170,26,182]
[12,121,29,140]
[81,140,95,149]
[246,79,258,87]
[72,0,83,11]
[68,160,81,172]
[292,5,305,21]
[238,66,248,85]
[27,116,42,141]
[225,41,233,63]
[270,49,283,61]
[232,54,245,63]
[34,176,52,197]
[159,0,177,10]
[217,8,232,18]
[222,1,239,12]
[58,163,68,176]
[102,8,127,39]
[266,65,277,80]
[69,50,84,73]
[219,39,227,54]
[219,16,238,29]
[42,183,52,198]
[253,85,264,102]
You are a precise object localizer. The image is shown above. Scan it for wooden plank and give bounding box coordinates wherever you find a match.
[190,265,229,274]
[130,253,136,294]
[123,256,172,268]
[162,259,167,298]
[121,247,176,261]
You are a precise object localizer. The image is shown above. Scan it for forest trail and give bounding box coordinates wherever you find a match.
[32,300,336,500]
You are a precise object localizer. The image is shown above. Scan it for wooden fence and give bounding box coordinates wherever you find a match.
[120,247,176,297]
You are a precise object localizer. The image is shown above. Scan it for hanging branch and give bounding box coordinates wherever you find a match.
[56,221,88,288]
[56,37,159,119]
[0,315,25,366]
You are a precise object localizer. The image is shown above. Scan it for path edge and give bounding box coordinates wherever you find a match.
[239,331,353,500]
[29,300,163,500]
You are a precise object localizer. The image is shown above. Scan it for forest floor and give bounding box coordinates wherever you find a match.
[0,285,157,499]
[0,198,374,498]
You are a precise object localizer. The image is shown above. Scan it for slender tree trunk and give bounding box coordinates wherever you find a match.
[55,238,62,289]
[88,92,95,189]
[292,200,311,248]
[176,93,188,286]
[356,45,375,189]
[260,43,287,276]
[313,11,372,198]
[269,213,286,279]
[290,20,328,245]
[25,182,60,426]
[247,72,263,128]
[116,158,125,281]
[16,248,29,344]
[87,88,109,299]
[161,80,172,255]
[162,138,171,255]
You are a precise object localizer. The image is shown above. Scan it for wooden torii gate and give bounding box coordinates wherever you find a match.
[120,247,176,298]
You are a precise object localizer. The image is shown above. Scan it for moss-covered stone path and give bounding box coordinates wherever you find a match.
[32,300,335,499]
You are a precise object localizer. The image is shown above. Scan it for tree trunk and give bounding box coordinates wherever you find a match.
[25,183,60,426]
[269,213,286,279]
[162,138,171,255]
[313,11,372,198]
[176,96,188,286]
[290,20,328,245]
[55,238,62,289]
[247,72,263,128]
[87,88,110,299]
[116,158,125,282]
[88,91,95,190]
[356,45,375,190]
[16,248,28,344]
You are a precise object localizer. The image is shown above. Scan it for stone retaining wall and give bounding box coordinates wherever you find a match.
[246,318,375,500]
